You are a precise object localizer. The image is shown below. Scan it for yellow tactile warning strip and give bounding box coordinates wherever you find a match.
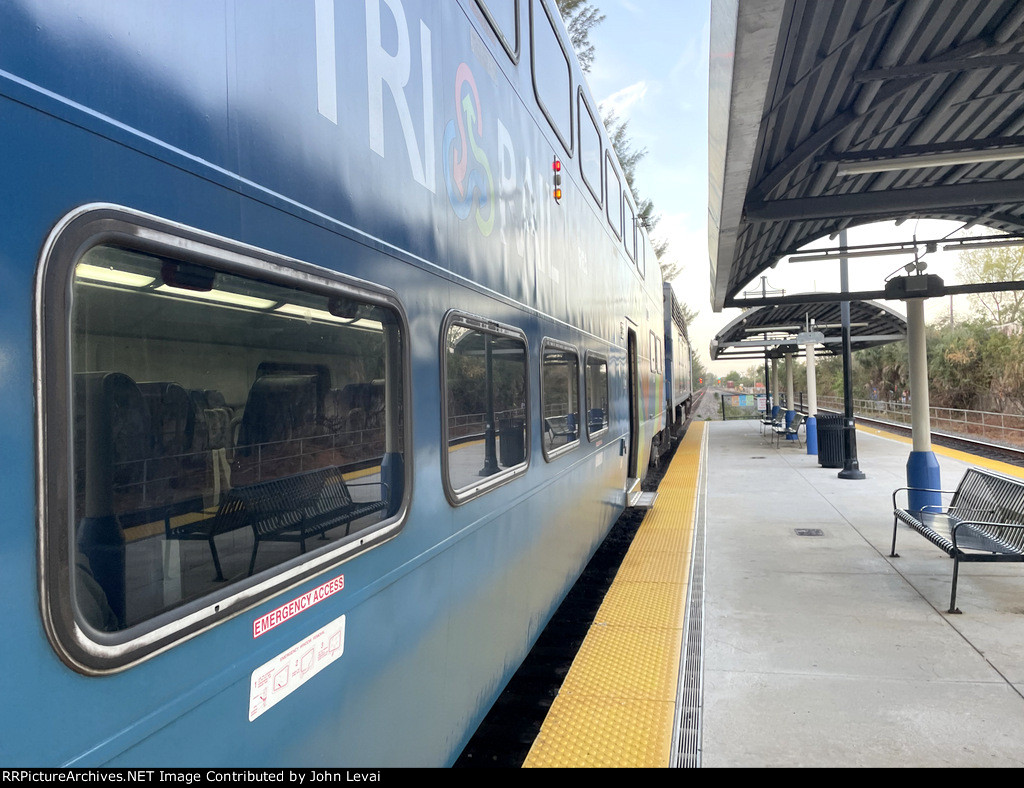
[857,424,1024,480]
[523,422,705,768]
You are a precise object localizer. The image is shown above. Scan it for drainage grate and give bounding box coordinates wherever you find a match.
[673,435,707,768]
[795,528,825,537]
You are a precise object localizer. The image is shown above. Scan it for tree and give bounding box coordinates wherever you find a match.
[676,300,708,385]
[556,0,677,282]
[603,108,680,282]
[555,0,605,73]
[986,332,1024,412]
[601,109,645,193]
[855,342,908,402]
[956,241,1024,328]
[926,321,991,410]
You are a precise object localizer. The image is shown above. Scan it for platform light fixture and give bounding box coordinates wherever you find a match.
[836,145,1024,176]
[942,236,1024,252]
[788,247,918,263]
[742,325,801,333]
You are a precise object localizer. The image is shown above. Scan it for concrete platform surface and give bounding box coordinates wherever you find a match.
[701,420,1024,768]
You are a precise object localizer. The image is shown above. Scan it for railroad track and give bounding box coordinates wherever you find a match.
[819,409,1024,469]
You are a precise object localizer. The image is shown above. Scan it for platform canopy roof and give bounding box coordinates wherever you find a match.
[710,299,907,362]
[709,0,1024,312]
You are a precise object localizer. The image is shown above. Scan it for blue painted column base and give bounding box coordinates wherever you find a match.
[805,416,817,455]
[785,409,797,439]
[906,451,942,513]
[381,451,404,517]
[772,405,780,419]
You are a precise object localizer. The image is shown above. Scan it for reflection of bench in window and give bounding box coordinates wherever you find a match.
[543,414,578,447]
[164,466,388,580]
[243,467,388,576]
[161,494,249,582]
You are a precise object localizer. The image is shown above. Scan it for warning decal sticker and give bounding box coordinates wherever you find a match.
[249,614,346,722]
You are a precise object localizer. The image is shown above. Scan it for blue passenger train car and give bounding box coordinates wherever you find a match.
[2,0,667,766]
[664,283,694,436]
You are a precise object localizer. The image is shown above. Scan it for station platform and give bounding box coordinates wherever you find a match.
[524,418,1024,768]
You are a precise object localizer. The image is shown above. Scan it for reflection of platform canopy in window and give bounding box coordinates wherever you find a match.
[449,330,527,358]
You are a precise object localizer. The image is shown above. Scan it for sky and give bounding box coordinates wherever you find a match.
[581,0,975,376]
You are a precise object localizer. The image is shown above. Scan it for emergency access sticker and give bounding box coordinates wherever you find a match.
[252,574,344,638]
[249,614,346,722]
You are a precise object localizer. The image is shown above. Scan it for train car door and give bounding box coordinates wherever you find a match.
[626,327,640,493]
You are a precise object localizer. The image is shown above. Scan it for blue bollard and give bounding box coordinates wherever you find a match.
[805,415,817,455]
[906,451,941,513]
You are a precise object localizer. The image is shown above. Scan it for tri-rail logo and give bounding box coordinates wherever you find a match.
[253,574,345,638]
[443,63,495,236]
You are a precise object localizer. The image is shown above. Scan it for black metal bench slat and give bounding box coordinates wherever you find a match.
[163,495,251,581]
[163,466,387,581]
[244,468,388,576]
[891,468,1024,613]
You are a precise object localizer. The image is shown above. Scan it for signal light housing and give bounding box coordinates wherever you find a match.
[552,156,562,203]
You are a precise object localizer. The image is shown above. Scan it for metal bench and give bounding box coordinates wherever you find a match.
[891,468,1024,613]
[543,414,578,447]
[759,413,779,437]
[771,414,805,447]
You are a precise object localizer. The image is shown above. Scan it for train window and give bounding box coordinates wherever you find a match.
[540,341,580,461]
[531,0,572,153]
[578,92,602,204]
[39,210,410,671]
[442,313,529,503]
[650,331,664,373]
[475,0,519,60]
[585,354,609,438]
[605,155,622,239]
[625,197,637,262]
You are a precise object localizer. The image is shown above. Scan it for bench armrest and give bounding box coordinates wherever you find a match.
[947,505,997,518]
[952,519,1024,532]
[346,479,391,503]
[891,486,956,510]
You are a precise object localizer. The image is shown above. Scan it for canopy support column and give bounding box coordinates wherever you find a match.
[838,230,865,479]
[805,340,818,454]
[785,353,796,437]
[771,357,780,419]
[905,296,940,511]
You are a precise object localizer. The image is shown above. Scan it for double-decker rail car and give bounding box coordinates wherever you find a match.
[3,0,666,766]
[663,283,694,438]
